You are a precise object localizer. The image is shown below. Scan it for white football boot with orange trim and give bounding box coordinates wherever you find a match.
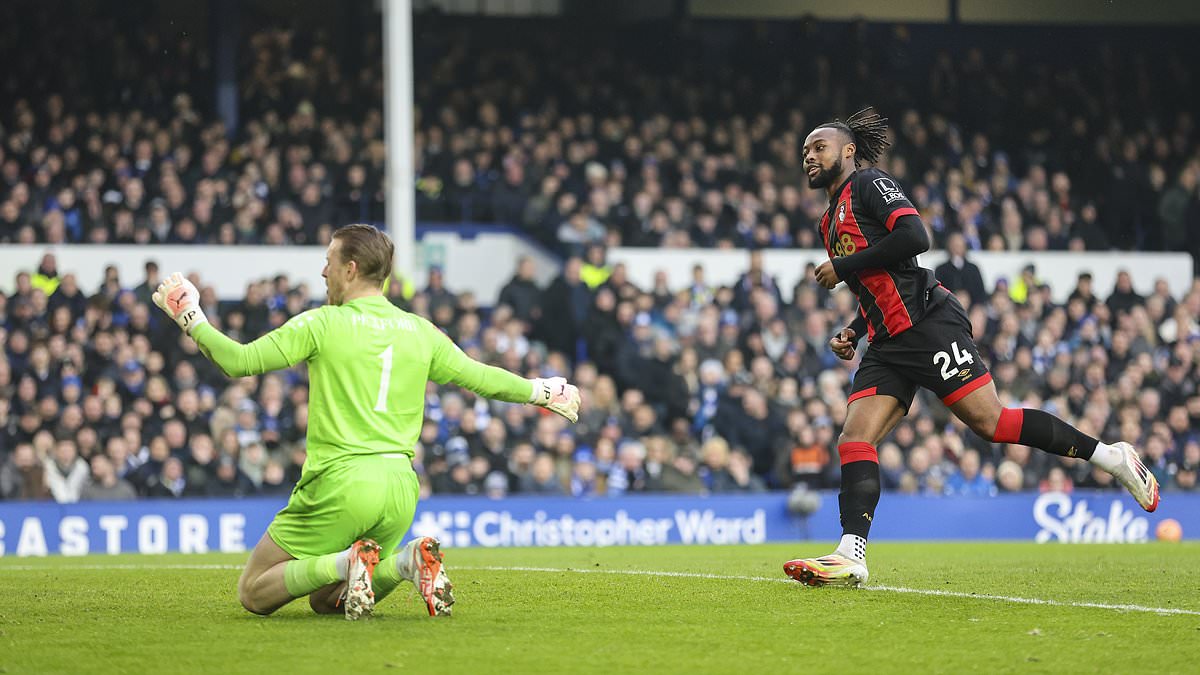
[342,538,382,621]
[402,536,455,616]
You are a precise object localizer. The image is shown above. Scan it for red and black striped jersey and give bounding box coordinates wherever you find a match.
[819,167,940,342]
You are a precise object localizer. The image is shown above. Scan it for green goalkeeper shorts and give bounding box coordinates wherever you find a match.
[267,454,420,560]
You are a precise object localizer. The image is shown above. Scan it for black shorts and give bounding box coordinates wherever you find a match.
[848,294,992,413]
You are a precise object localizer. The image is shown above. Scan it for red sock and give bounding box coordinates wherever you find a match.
[838,442,878,465]
[994,408,1024,444]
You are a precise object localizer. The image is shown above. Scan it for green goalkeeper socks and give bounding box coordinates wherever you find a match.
[282,549,409,602]
[283,551,345,597]
[372,555,405,602]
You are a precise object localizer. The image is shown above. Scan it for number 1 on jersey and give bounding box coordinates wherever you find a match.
[374,345,394,412]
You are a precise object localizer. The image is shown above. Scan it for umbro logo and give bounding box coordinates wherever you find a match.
[957,368,972,381]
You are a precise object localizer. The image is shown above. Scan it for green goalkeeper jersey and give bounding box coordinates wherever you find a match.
[191,295,533,474]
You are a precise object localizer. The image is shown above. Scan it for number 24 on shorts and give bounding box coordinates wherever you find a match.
[933,341,974,380]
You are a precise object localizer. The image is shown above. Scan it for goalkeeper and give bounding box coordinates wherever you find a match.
[152,224,581,620]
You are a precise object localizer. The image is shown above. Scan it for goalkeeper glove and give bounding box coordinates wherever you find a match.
[151,272,209,335]
[529,377,581,423]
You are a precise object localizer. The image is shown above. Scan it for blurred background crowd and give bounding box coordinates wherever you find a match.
[3,7,1199,258]
[1,5,1199,503]
[4,247,1198,503]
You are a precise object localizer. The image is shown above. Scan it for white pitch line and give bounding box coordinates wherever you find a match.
[1,561,1196,617]
[456,565,1200,617]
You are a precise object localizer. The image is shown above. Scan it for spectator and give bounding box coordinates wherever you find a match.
[699,436,734,491]
[943,450,997,497]
[934,233,988,305]
[483,470,510,499]
[1009,264,1040,305]
[0,443,51,500]
[444,158,492,223]
[424,266,457,321]
[1173,462,1198,492]
[607,440,648,495]
[496,256,543,326]
[777,410,832,489]
[637,337,690,427]
[1157,164,1199,254]
[491,157,531,227]
[79,454,138,501]
[569,448,600,497]
[521,453,564,495]
[643,437,704,494]
[724,450,767,493]
[1040,466,1075,494]
[48,273,88,321]
[31,253,60,297]
[557,208,606,257]
[732,250,783,313]
[132,261,161,308]
[146,457,187,499]
[207,456,257,497]
[184,434,218,496]
[536,257,590,359]
[1106,270,1145,319]
[1067,272,1099,312]
[259,460,293,496]
[715,389,785,477]
[996,460,1025,493]
[579,244,613,290]
[44,438,89,503]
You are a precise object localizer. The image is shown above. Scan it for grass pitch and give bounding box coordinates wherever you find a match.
[2,543,1197,674]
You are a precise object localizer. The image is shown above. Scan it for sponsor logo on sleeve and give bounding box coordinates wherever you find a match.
[873,177,907,204]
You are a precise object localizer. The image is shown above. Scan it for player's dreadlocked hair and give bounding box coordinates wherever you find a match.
[817,107,890,167]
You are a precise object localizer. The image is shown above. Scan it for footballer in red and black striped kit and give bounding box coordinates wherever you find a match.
[819,164,931,342]
[783,109,1161,589]
[816,160,991,410]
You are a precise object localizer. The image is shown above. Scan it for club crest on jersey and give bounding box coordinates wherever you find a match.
[837,203,846,223]
[873,177,906,204]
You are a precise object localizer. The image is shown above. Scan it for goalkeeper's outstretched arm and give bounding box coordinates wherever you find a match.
[151,272,306,378]
[190,324,295,378]
[428,322,580,423]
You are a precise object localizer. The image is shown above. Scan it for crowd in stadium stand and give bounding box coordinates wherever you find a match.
[2,12,1199,264]
[2,249,1199,502]
[1,11,1199,502]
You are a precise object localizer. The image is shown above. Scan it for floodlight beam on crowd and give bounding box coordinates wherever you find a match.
[384,0,416,281]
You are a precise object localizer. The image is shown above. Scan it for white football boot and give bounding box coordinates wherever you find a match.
[401,536,455,616]
[342,538,382,621]
[783,553,869,587]
[1110,442,1160,512]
